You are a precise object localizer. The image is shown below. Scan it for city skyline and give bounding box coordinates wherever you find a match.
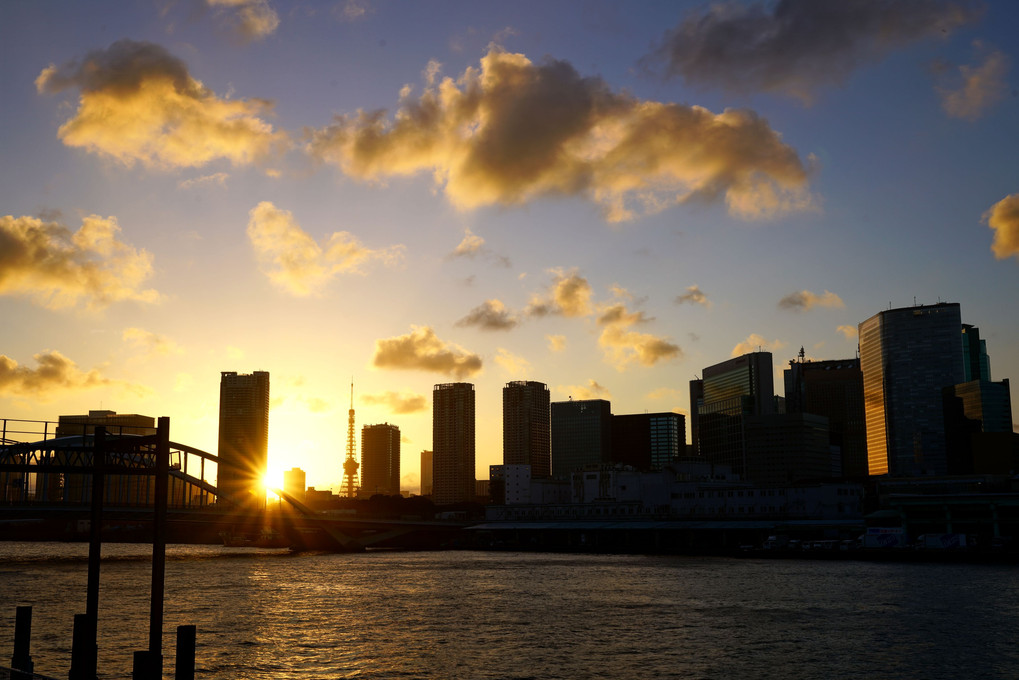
[1,1,1018,493]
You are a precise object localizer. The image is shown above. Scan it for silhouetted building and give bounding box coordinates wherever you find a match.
[611,412,685,470]
[784,357,867,477]
[433,383,475,505]
[283,467,306,503]
[744,413,833,484]
[551,399,612,478]
[943,379,1014,474]
[489,464,532,505]
[693,352,775,477]
[420,450,433,496]
[689,379,704,455]
[859,303,963,476]
[961,324,991,382]
[360,423,400,497]
[218,371,270,507]
[503,381,551,478]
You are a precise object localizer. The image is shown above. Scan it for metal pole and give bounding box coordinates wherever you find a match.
[175,625,196,680]
[11,605,34,678]
[148,417,170,677]
[80,426,106,680]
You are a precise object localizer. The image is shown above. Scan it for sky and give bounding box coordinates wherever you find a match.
[2,0,1018,495]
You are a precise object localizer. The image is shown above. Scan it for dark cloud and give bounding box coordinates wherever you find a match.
[0,351,119,398]
[372,326,482,378]
[455,300,519,331]
[644,0,981,103]
[362,391,429,414]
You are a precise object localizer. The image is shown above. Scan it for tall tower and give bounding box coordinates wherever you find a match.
[360,423,400,496]
[218,371,270,507]
[432,383,475,505]
[342,381,359,498]
[859,302,964,476]
[551,398,612,478]
[502,380,551,478]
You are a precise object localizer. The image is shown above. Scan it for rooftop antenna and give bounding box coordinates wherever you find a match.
[341,378,359,499]
[798,346,805,363]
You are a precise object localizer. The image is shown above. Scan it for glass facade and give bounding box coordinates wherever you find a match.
[551,399,612,478]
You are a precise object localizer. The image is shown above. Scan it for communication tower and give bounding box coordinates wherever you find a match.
[341,380,359,498]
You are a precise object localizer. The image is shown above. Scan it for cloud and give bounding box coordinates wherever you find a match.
[0,214,159,310]
[644,0,980,103]
[306,46,815,222]
[647,387,683,401]
[449,227,512,267]
[247,201,404,295]
[334,0,372,22]
[731,333,786,357]
[494,348,531,376]
[597,302,681,369]
[558,380,610,401]
[936,42,1010,121]
[123,327,183,356]
[675,284,711,307]
[526,269,592,318]
[546,334,567,352]
[362,390,428,414]
[778,289,845,311]
[178,172,229,189]
[372,326,482,378]
[985,193,1019,261]
[837,324,859,340]
[207,0,280,42]
[36,39,288,168]
[455,299,519,331]
[0,351,130,399]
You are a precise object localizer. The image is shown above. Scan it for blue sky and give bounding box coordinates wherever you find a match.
[1,0,1017,492]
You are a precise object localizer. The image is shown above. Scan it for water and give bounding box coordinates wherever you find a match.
[1,543,1018,679]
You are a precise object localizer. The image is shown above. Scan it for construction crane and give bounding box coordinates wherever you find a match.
[341,380,359,498]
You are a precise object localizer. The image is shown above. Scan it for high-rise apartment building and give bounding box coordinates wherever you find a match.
[502,381,551,478]
[859,303,963,476]
[551,399,612,478]
[420,450,433,496]
[218,371,270,506]
[692,352,775,477]
[360,423,401,497]
[611,412,685,470]
[283,467,306,503]
[784,358,867,477]
[432,383,475,505]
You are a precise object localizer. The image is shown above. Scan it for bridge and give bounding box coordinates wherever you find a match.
[0,417,470,553]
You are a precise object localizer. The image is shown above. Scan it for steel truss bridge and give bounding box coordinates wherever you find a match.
[0,418,470,552]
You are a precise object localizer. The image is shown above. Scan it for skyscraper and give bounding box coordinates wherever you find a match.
[432,383,475,505]
[360,423,401,497]
[420,450,433,496]
[611,412,685,470]
[551,398,612,478]
[859,303,963,476]
[502,380,551,478]
[218,371,270,507]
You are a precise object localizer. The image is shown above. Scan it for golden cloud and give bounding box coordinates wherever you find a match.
[0,214,159,310]
[207,0,280,42]
[307,47,814,222]
[494,348,531,377]
[361,390,428,414]
[452,227,485,257]
[247,201,404,295]
[646,0,980,103]
[936,42,1010,121]
[837,325,859,340]
[597,302,680,370]
[372,326,482,378]
[546,334,567,352]
[731,333,786,357]
[0,351,133,399]
[455,299,519,331]
[675,284,711,307]
[123,327,183,356]
[36,39,288,168]
[985,193,1019,261]
[557,380,610,401]
[526,268,592,318]
[778,289,845,311]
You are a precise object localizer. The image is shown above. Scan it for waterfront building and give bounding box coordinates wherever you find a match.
[943,379,1014,474]
[611,412,685,471]
[432,383,475,505]
[551,399,612,479]
[744,413,833,484]
[420,450,433,496]
[490,464,532,505]
[360,423,401,497]
[218,371,270,507]
[692,352,775,478]
[784,357,868,477]
[859,303,963,476]
[502,381,551,478]
[961,324,991,382]
[283,467,306,503]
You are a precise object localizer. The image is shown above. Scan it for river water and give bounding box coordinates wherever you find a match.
[0,542,1017,679]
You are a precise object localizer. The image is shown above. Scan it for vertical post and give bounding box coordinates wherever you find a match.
[68,613,96,680]
[148,417,170,678]
[11,605,34,678]
[174,625,196,680]
[75,425,105,680]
